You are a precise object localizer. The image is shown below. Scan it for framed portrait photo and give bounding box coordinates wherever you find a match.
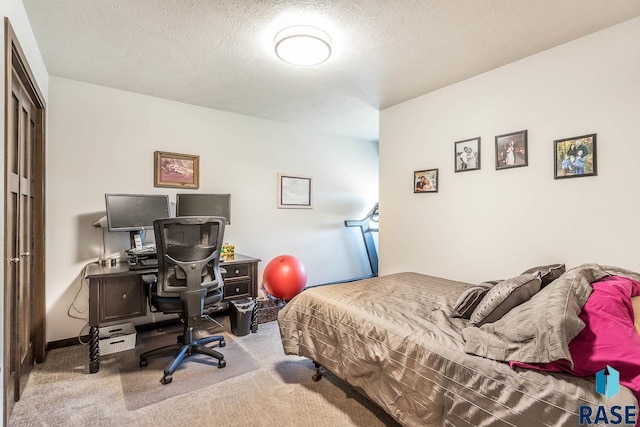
[554,133,597,179]
[414,169,438,193]
[454,137,481,172]
[495,130,528,170]
[154,151,199,189]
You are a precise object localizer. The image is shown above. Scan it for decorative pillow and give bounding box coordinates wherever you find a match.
[521,263,565,288]
[463,264,615,367]
[469,273,541,326]
[451,280,500,319]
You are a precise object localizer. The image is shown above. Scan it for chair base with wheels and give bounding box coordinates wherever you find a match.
[139,323,226,384]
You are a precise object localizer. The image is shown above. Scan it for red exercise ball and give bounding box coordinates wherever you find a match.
[262,255,307,300]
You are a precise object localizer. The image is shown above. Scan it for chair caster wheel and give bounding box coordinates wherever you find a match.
[219,339,226,347]
[218,359,226,368]
[139,359,148,368]
[312,373,323,382]
[161,374,173,384]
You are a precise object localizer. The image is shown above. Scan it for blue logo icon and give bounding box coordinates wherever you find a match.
[596,365,620,399]
[579,365,636,424]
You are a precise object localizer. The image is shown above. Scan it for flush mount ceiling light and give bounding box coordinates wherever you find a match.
[274,25,332,66]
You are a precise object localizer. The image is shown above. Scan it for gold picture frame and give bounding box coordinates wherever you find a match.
[154,151,200,189]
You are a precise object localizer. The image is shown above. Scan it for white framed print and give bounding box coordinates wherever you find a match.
[277,173,312,209]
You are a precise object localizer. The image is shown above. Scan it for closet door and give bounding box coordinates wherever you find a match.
[4,19,46,422]
[5,66,36,410]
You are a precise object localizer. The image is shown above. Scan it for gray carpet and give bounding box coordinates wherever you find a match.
[9,320,400,426]
[117,325,260,410]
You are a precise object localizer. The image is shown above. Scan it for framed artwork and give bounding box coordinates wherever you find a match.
[154,151,199,189]
[278,173,312,208]
[554,133,597,179]
[495,130,528,170]
[454,137,481,172]
[414,169,438,193]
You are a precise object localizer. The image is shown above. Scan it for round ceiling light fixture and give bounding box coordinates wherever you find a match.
[274,25,332,66]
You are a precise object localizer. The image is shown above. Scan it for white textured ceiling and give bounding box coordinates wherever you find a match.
[22,0,640,141]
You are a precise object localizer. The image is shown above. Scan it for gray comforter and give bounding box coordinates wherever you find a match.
[278,271,637,426]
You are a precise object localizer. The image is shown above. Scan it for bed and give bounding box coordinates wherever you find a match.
[277,264,640,426]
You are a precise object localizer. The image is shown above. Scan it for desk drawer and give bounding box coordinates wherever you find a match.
[223,265,249,279]
[99,275,146,323]
[224,279,250,299]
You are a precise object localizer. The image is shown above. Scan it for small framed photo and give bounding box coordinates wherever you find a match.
[454,137,481,172]
[414,169,438,193]
[495,130,528,170]
[554,133,597,179]
[154,151,199,189]
[278,173,312,208]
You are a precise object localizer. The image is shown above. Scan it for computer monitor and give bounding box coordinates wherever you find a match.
[105,193,171,248]
[176,193,231,225]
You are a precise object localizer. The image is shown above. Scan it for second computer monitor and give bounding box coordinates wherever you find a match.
[176,193,231,225]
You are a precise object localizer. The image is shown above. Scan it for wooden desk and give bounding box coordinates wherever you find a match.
[84,253,260,373]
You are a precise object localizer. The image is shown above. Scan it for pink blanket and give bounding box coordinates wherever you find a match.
[511,275,640,399]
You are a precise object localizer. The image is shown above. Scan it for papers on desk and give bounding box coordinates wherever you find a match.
[126,245,156,255]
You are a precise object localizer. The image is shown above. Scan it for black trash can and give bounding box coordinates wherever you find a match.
[230,298,255,337]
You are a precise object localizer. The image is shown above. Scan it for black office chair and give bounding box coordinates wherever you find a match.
[139,216,228,384]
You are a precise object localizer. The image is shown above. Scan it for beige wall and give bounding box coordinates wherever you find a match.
[379,17,640,283]
[46,77,379,342]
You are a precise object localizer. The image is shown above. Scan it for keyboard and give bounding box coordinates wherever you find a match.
[128,256,158,270]
[139,258,158,267]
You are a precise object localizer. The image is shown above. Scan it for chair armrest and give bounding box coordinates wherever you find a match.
[141,274,156,284]
[140,274,158,312]
[201,280,223,293]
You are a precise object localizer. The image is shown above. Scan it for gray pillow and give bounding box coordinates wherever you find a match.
[521,263,565,288]
[469,273,541,326]
[462,264,620,367]
[451,280,499,319]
